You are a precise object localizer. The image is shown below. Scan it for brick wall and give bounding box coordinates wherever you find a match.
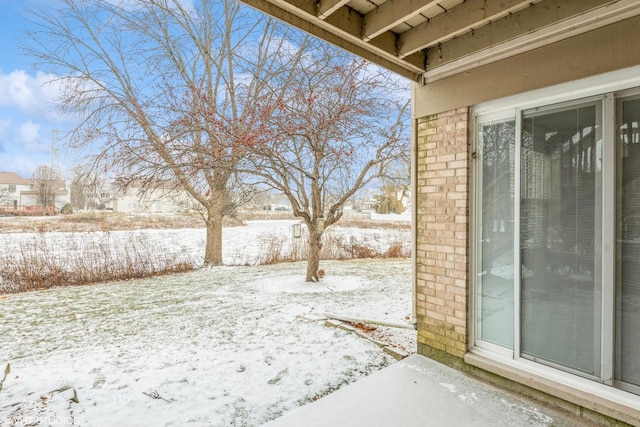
[415,107,470,361]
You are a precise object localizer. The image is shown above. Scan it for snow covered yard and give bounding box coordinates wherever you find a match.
[0,258,413,426]
[0,219,411,293]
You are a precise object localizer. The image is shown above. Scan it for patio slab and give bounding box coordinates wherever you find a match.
[261,354,593,427]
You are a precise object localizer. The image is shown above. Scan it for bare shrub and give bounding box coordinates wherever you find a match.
[290,238,306,261]
[319,234,349,260]
[0,230,195,293]
[332,218,410,230]
[320,233,410,260]
[383,241,410,258]
[0,212,243,235]
[348,240,376,259]
[257,234,286,265]
[251,229,411,266]
[0,222,411,293]
[257,233,301,265]
[321,234,380,259]
[62,212,107,224]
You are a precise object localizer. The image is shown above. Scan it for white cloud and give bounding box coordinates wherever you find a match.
[0,119,11,154]
[0,70,65,118]
[17,120,47,151]
[0,154,40,178]
[0,119,11,142]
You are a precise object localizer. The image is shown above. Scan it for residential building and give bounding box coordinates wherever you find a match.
[104,179,195,214]
[0,171,69,215]
[0,172,32,212]
[237,1,640,425]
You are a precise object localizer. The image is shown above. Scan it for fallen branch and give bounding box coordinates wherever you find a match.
[143,390,171,403]
[323,312,416,330]
[0,363,9,394]
[1,363,9,382]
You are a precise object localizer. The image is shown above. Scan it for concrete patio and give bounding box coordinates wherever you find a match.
[262,354,594,427]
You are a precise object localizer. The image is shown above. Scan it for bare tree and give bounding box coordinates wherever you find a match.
[250,44,411,281]
[25,0,306,265]
[70,167,104,211]
[0,186,9,209]
[375,152,411,214]
[32,165,61,214]
[375,181,403,214]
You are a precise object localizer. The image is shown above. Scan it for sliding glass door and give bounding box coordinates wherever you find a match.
[520,102,602,376]
[475,92,640,394]
[617,96,640,392]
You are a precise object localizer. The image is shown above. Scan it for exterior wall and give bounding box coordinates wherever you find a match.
[413,14,640,363]
[0,181,69,215]
[0,183,33,207]
[415,14,640,117]
[11,184,33,205]
[413,20,640,422]
[1,170,70,214]
[110,187,193,213]
[19,193,39,207]
[412,105,640,426]
[54,191,70,210]
[19,188,69,211]
[415,108,469,363]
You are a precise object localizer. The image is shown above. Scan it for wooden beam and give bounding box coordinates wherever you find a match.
[238,0,425,80]
[318,0,350,20]
[423,0,639,82]
[362,0,440,42]
[415,16,640,117]
[427,0,626,68]
[398,0,534,58]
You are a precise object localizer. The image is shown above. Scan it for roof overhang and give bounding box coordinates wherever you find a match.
[238,0,640,83]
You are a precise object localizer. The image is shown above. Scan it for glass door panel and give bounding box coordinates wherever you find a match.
[617,97,640,391]
[477,119,516,348]
[520,102,602,376]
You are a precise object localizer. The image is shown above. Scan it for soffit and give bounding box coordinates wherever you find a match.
[238,0,640,82]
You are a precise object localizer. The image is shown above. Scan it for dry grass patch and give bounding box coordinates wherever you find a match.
[253,229,410,266]
[0,230,196,293]
[0,212,247,233]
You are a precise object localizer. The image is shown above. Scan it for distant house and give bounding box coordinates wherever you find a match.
[0,172,32,212]
[20,179,70,213]
[0,171,69,215]
[104,178,195,214]
[361,198,377,212]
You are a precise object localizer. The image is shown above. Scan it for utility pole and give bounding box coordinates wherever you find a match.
[51,129,60,176]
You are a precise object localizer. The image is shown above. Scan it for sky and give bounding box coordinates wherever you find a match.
[0,0,411,182]
[0,0,74,179]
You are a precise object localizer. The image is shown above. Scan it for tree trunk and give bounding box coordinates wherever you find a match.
[203,211,223,266]
[306,231,322,282]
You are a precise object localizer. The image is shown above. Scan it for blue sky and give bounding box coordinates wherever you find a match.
[0,0,74,179]
[0,1,410,181]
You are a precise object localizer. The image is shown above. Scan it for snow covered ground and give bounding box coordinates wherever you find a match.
[0,221,414,426]
[0,219,411,269]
